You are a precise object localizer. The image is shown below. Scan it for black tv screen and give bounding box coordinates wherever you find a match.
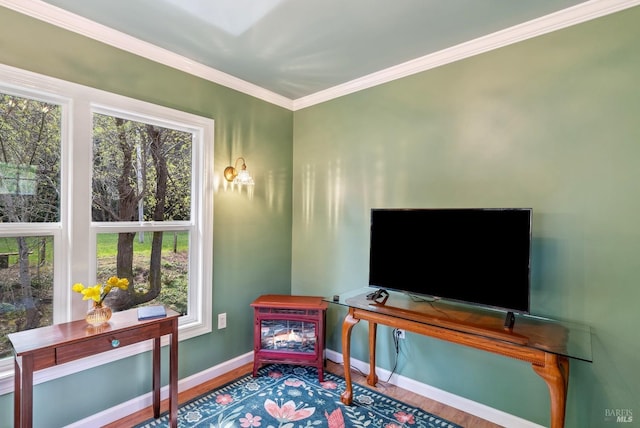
[368,208,532,314]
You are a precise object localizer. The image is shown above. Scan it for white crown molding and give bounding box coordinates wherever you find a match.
[0,0,294,110]
[292,0,640,110]
[1,0,639,112]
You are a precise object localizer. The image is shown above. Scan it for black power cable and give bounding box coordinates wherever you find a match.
[386,328,402,382]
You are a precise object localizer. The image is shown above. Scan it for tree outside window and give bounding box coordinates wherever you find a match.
[0,93,60,360]
[91,113,192,314]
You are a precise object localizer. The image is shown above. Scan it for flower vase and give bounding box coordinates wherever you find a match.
[86,302,112,326]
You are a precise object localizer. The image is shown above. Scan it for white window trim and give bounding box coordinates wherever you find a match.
[0,63,213,392]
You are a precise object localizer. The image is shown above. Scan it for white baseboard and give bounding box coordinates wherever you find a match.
[67,352,254,427]
[325,349,544,428]
[70,349,542,428]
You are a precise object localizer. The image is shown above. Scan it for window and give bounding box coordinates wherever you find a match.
[0,64,213,384]
[90,111,194,316]
[0,90,61,365]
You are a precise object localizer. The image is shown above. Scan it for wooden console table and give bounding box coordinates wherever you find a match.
[8,307,180,428]
[330,289,592,428]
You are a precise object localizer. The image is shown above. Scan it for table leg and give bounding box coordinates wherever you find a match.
[367,321,378,386]
[340,311,359,405]
[13,358,21,428]
[18,355,33,428]
[252,312,260,377]
[317,312,326,382]
[152,337,161,418]
[532,353,569,428]
[169,320,179,428]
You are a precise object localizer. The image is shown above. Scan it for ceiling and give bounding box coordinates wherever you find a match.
[5,0,638,108]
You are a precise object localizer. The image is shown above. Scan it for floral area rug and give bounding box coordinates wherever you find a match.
[135,364,463,428]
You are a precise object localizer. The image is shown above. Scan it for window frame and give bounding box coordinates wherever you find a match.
[0,64,213,391]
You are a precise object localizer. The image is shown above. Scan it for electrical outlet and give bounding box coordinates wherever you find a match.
[395,329,405,339]
[218,313,227,329]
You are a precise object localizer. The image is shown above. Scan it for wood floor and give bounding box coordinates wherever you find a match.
[104,360,503,428]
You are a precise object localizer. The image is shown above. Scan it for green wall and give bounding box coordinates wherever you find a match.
[2,3,640,428]
[292,6,640,428]
[0,7,293,427]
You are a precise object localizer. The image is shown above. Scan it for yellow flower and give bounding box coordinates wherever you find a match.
[106,276,129,290]
[82,285,102,302]
[72,276,130,304]
[117,278,129,289]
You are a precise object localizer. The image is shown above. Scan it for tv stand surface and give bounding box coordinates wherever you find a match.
[367,297,529,344]
[330,289,592,428]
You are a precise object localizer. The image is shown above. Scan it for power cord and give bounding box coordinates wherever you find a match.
[386,328,402,382]
[326,357,368,378]
[328,328,403,385]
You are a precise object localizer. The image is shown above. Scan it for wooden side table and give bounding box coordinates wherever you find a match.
[333,290,592,428]
[8,307,180,428]
[251,295,328,381]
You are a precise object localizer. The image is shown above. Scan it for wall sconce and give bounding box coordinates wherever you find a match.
[224,157,254,185]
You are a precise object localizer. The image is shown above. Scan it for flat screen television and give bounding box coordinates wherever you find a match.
[368,208,532,320]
